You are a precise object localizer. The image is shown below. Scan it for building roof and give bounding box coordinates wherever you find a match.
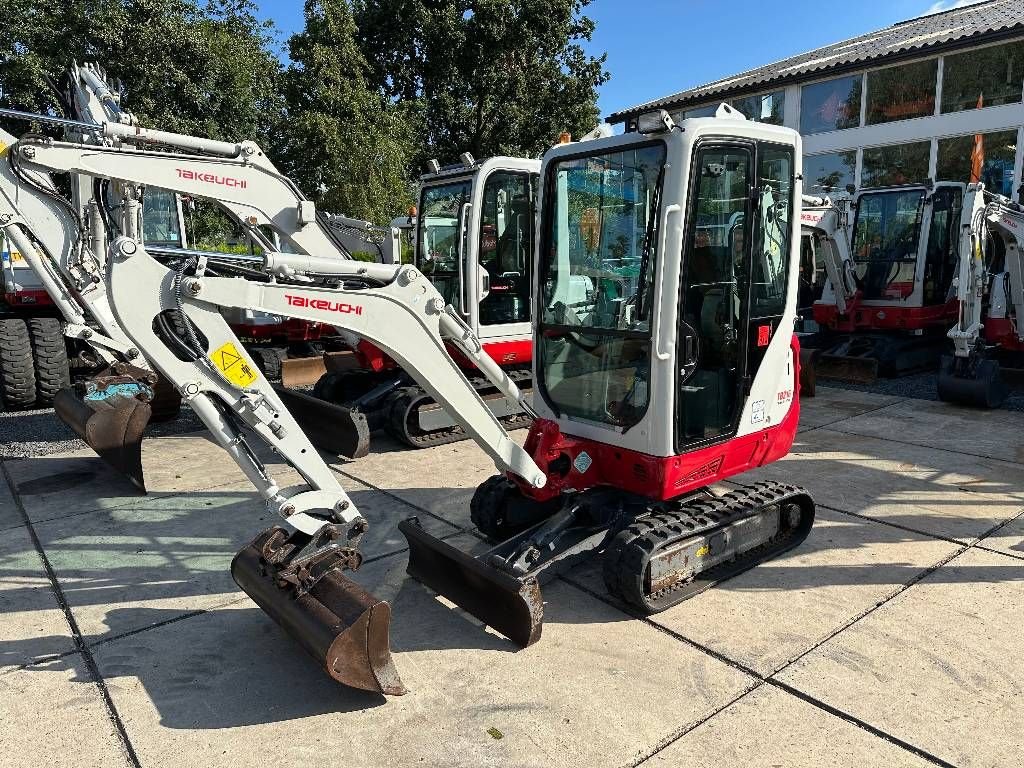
[608,0,1024,124]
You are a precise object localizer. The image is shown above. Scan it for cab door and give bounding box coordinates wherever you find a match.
[467,165,537,351]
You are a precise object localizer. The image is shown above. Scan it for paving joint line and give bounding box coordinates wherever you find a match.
[824,425,1024,468]
[330,465,473,535]
[6,527,468,671]
[0,460,142,768]
[796,396,911,436]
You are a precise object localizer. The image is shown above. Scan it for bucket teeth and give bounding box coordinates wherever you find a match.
[399,517,544,648]
[231,528,406,696]
[53,371,155,492]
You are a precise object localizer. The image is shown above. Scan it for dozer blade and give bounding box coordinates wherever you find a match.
[815,353,879,384]
[54,370,155,493]
[399,517,544,648]
[798,347,817,397]
[280,355,328,389]
[231,528,406,695]
[272,384,371,459]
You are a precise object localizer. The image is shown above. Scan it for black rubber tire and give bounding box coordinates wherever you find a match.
[0,318,38,410]
[249,346,283,382]
[27,317,70,407]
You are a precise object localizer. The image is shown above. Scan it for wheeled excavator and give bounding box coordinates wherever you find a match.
[8,103,815,695]
[801,181,967,382]
[939,183,1024,407]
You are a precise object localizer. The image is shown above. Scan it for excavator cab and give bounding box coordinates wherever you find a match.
[809,181,965,380]
[416,156,539,355]
[402,108,814,649]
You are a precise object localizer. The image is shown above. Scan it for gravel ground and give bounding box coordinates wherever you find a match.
[0,403,205,458]
[819,370,1024,411]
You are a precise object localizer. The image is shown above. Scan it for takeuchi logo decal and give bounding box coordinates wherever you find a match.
[176,168,247,189]
[285,294,363,315]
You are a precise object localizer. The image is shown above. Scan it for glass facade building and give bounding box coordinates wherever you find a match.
[618,33,1024,202]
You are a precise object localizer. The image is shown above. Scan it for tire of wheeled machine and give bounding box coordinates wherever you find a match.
[27,317,70,407]
[0,318,37,410]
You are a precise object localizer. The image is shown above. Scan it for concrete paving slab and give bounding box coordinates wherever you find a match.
[832,397,1024,465]
[797,386,904,432]
[0,525,75,670]
[3,433,302,523]
[778,547,1024,768]
[649,684,935,767]
[737,428,1024,541]
[334,435,516,530]
[566,507,957,676]
[0,462,22,529]
[92,551,753,768]
[0,654,128,768]
[32,477,454,644]
[979,513,1024,560]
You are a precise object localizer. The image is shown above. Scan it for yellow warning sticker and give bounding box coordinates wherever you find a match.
[10,251,23,262]
[695,545,710,558]
[210,341,259,388]
[0,140,7,157]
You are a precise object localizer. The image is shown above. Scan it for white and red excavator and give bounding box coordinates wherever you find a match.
[5,101,815,697]
[800,181,966,382]
[940,183,1024,407]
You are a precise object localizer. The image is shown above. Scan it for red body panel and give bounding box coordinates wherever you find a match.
[356,338,533,374]
[229,318,329,343]
[813,299,957,332]
[4,289,53,307]
[985,318,1024,351]
[517,335,803,503]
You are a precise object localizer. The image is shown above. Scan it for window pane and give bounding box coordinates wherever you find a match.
[752,146,794,318]
[671,104,718,122]
[142,188,183,248]
[418,179,471,308]
[936,129,1018,198]
[941,41,1024,114]
[852,189,926,300]
[861,141,931,187]
[804,151,857,194]
[478,171,533,325]
[732,91,786,125]
[800,75,862,134]
[866,59,937,125]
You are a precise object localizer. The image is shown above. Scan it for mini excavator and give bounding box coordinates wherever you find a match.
[8,103,814,695]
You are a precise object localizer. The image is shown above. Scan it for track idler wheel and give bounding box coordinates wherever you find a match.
[54,364,157,492]
[471,475,561,543]
[231,527,406,695]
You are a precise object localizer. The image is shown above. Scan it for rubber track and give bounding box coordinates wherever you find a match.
[27,317,70,407]
[603,481,814,613]
[0,318,37,409]
[389,367,533,449]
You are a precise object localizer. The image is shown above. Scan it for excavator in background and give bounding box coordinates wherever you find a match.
[800,181,966,382]
[7,103,814,695]
[308,154,541,450]
[940,183,1024,407]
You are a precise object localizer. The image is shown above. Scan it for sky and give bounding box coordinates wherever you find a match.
[254,0,984,121]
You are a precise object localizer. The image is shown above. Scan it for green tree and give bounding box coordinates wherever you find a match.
[352,0,608,166]
[0,0,282,143]
[279,0,415,225]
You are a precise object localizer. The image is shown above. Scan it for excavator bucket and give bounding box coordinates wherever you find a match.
[272,385,371,459]
[813,353,879,384]
[399,517,544,648]
[231,528,406,695]
[53,366,157,492]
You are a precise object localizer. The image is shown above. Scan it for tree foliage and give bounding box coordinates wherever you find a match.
[279,0,415,224]
[352,0,609,165]
[0,0,283,143]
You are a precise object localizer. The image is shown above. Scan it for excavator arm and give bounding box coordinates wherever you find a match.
[11,125,546,695]
[801,194,859,315]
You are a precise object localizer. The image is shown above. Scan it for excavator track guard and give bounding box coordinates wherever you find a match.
[231,527,406,695]
[53,365,157,492]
